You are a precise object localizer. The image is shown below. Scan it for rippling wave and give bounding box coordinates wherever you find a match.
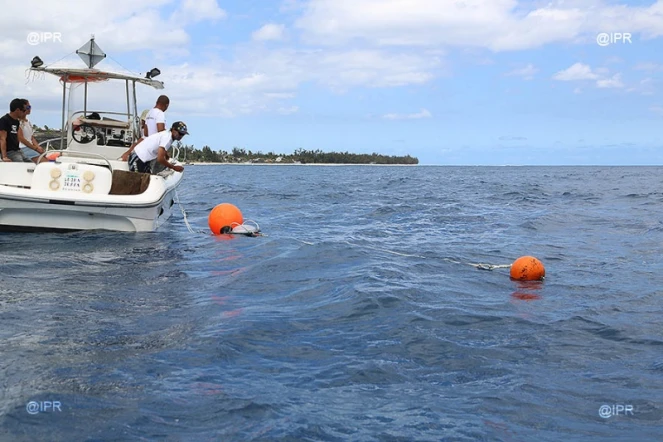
[1,165,661,440]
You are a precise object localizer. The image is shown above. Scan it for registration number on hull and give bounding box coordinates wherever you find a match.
[63,173,81,191]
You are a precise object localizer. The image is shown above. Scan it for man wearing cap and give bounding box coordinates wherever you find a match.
[125,121,188,174]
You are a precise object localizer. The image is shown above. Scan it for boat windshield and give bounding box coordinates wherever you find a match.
[67,79,136,126]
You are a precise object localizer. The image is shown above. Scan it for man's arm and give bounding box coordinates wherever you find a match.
[31,135,41,152]
[0,130,9,161]
[18,127,44,155]
[157,146,183,172]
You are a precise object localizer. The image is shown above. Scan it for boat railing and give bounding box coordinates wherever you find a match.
[39,138,64,150]
[35,149,114,173]
[40,137,182,165]
[170,144,180,162]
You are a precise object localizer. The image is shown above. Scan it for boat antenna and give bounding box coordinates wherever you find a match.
[76,34,106,69]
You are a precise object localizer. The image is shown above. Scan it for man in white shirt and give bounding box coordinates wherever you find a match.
[120,95,170,162]
[144,95,170,173]
[127,121,188,174]
[144,95,169,136]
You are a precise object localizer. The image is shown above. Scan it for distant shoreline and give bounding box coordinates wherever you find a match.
[184,162,418,166]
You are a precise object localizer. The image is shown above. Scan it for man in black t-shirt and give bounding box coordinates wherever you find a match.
[0,98,32,162]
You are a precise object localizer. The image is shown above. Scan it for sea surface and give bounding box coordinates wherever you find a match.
[1,165,662,441]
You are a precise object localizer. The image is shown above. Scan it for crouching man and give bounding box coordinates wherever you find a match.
[123,121,188,174]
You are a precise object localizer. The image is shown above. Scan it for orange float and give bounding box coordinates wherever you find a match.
[60,74,108,83]
[509,256,545,281]
[208,203,243,235]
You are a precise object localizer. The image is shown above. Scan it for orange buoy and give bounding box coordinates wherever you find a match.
[510,256,545,281]
[46,152,61,161]
[208,203,243,235]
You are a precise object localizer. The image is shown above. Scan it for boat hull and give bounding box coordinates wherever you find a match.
[0,188,178,232]
[0,162,183,232]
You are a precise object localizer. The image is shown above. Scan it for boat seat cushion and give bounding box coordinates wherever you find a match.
[78,117,131,129]
[32,163,112,195]
[109,169,151,195]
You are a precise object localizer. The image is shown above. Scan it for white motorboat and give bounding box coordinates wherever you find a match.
[0,37,184,232]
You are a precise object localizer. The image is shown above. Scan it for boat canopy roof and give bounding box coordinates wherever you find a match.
[31,66,165,89]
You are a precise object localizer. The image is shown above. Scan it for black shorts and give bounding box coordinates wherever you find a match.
[128,152,152,174]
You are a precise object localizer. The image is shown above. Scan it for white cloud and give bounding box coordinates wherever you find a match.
[553,62,629,89]
[10,42,443,120]
[650,105,663,115]
[0,0,229,73]
[280,0,306,13]
[382,109,432,120]
[265,92,296,99]
[596,73,624,88]
[553,63,598,81]
[252,24,287,41]
[633,62,663,72]
[277,106,299,115]
[316,50,440,90]
[294,0,663,51]
[2,0,658,128]
[0,0,225,62]
[129,48,440,117]
[626,77,656,95]
[170,0,227,24]
[505,64,538,80]
[594,67,611,76]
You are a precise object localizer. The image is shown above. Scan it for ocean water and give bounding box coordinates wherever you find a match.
[0,165,661,441]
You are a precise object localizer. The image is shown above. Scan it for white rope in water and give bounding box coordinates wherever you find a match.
[173,191,265,237]
[342,240,427,259]
[468,263,512,271]
[174,189,207,234]
[170,196,511,271]
[337,240,511,271]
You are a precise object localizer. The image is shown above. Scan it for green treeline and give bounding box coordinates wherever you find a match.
[183,146,419,165]
[34,128,418,164]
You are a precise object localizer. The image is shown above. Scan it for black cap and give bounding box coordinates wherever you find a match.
[171,121,189,135]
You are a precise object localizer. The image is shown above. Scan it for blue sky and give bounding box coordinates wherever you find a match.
[1,0,662,165]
